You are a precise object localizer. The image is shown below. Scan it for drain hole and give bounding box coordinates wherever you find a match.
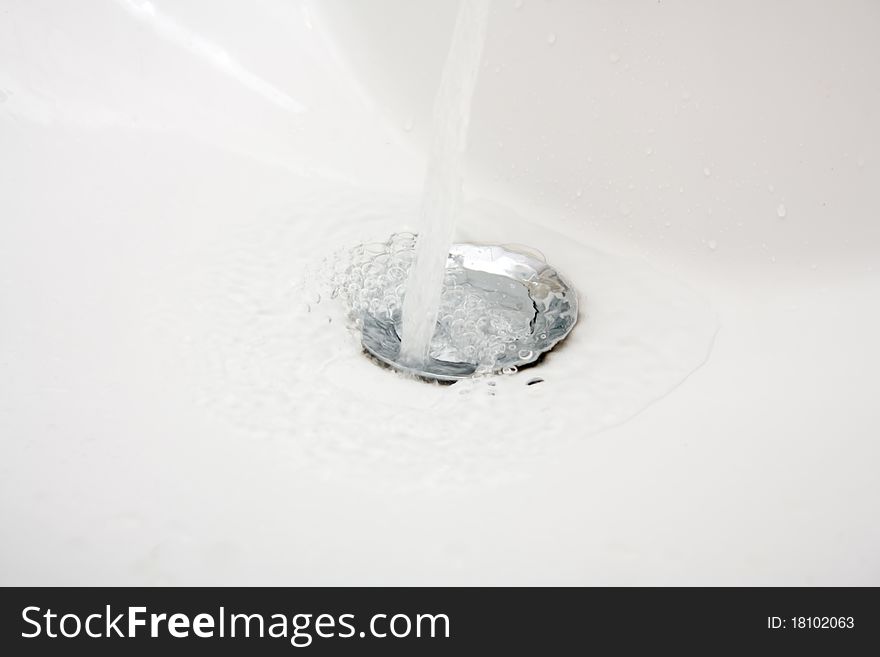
[526,377,544,386]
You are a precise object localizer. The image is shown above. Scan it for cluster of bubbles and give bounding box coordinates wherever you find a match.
[320,233,534,372]
[430,268,533,370]
[326,232,417,325]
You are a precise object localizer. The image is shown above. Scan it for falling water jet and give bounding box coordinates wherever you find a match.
[348,0,578,381]
[398,0,491,367]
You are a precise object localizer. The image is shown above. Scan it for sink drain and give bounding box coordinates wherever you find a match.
[361,243,578,381]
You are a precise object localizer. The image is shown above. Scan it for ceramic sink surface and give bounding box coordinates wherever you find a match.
[1,0,878,584]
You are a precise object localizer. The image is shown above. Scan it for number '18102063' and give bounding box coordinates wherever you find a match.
[768,616,854,629]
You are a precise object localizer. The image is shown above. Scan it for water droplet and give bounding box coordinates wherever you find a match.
[703,167,711,177]
[619,202,633,216]
[514,0,524,8]
[609,52,621,63]
[707,239,718,251]
[403,117,414,132]
[776,203,787,218]
[768,183,775,193]
[547,33,557,45]
[645,147,653,155]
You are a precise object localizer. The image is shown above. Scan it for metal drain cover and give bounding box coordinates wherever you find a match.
[361,243,578,381]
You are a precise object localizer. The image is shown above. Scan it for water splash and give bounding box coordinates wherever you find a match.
[328,234,539,373]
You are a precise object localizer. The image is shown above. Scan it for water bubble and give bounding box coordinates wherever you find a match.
[777,203,787,218]
[609,52,621,64]
[547,33,557,45]
[707,239,718,251]
[703,167,711,177]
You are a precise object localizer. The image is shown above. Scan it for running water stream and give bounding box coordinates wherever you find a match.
[398,0,491,367]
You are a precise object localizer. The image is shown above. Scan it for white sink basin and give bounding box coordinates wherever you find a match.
[1,0,878,585]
